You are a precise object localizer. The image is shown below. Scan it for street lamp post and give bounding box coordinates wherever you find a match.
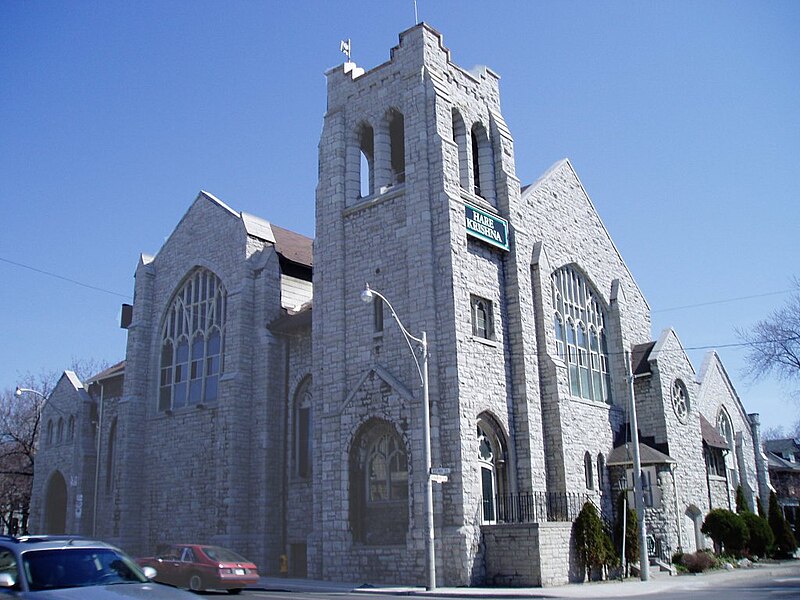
[361,284,436,590]
[624,351,649,582]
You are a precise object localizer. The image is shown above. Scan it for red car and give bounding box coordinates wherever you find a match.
[137,544,259,594]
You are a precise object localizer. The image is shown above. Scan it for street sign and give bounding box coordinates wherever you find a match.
[430,467,451,476]
[431,474,448,484]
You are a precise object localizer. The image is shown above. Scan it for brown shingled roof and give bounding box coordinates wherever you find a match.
[700,414,729,449]
[272,224,313,268]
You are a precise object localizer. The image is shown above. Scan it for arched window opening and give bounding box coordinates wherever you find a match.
[46,420,54,447]
[471,128,481,196]
[452,109,469,189]
[597,453,606,493]
[67,416,75,442]
[584,451,594,490]
[470,122,496,205]
[56,418,64,444]
[554,314,565,360]
[358,123,374,197]
[470,295,494,340]
[717,408,738,485]
[349,420,408,545]
[294,378,313,479]
[388,109,405,185]
[552,266,611,403]
[477,414,508,523]
[159,268,227,411]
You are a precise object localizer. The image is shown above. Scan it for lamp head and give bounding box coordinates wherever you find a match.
[360,285,374,304]
[14,387,22,398]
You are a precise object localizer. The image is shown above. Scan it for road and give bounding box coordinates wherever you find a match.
[207,562,800,600]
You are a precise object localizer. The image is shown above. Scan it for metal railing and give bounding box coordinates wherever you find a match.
[494,491,591,524]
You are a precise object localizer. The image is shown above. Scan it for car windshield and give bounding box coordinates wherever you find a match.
[23,548,148,590]
[201,546,248,563]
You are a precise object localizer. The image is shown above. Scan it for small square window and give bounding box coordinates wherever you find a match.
[470,295,494,340]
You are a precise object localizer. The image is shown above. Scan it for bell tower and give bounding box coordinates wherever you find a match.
[313,24,545,586]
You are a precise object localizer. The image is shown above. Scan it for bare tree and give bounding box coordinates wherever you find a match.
[0,388,41,534]
[739,280,800,393]
[0,358,110,535]
[762,421,800,441]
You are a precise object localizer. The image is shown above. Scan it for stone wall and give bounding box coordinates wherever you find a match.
[482,522,576,587]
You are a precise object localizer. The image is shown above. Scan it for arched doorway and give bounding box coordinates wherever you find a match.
[477,413,508,523]
[684,505,704,552]
[44,471,67,534]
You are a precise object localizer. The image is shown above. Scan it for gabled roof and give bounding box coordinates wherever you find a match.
[631,342,656,376]
[607,442,676,466]
[764,438,800,455]
[521,158,650,312]
[86,360,125,384]
[768,453,800,471]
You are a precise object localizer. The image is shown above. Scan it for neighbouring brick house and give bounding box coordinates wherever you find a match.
[764,438,800,535]
[30,24,771,587]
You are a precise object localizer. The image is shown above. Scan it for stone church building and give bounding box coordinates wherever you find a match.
[30,24,771,587]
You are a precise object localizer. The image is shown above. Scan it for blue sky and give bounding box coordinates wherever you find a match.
[1,1,798,432]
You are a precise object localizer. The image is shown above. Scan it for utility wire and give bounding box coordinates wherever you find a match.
[652,289,794,313]
[0,256,131,300]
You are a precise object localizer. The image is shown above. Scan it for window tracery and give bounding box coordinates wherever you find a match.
[159,268,226,411]
[552,266,611,403]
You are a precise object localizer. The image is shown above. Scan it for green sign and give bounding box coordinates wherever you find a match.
[465,203,509,251]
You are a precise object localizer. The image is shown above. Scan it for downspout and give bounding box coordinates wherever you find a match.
[280,332,290,573]
[671,463,682,552]
[705,446,713,510]
[92,382,104,537]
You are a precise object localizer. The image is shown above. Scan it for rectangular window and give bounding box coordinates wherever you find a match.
[298,406,311,478]
[470,295,494,340]
[373,299,383,333]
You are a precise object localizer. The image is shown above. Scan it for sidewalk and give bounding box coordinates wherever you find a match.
[256,560,800,598]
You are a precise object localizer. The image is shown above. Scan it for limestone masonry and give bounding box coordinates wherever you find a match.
[31,24,770,587]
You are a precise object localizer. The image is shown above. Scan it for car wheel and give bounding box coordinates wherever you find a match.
[227,590,242,595]
[188,573,204,592]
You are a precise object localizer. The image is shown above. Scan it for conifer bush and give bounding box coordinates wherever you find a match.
[735,485,751,514]
[574,501,616,581]
[741,511,773,558]
[701,509,748,557]
[768,491,798,558]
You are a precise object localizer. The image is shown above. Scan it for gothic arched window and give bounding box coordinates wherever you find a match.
[358,122,374,198]
[717,407,738,484]
[387,109,405,185]
[584,451,594,490]
[477,414,508,523]
[159,268,227,411]
[470,122,496,205]
[552,266,611,404]
[452,109,470,190]
[349,420,408,545]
